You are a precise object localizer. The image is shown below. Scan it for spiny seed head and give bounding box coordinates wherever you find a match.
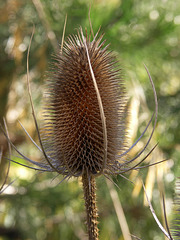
[42,29,128,177]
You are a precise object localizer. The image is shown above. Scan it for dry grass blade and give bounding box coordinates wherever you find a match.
[60,14,67,53]
[106,178,132,240]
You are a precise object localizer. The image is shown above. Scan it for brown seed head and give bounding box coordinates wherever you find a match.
[42,29,128,177]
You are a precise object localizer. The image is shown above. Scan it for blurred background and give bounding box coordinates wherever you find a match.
[0,0,180,239]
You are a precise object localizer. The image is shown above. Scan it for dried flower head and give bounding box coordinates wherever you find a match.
[41,28,127,177]
[1,27,158,178]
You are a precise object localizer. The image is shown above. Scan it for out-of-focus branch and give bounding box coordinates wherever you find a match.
[32,0,58,51]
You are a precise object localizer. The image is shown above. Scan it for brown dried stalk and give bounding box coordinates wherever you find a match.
[0,24,160,239]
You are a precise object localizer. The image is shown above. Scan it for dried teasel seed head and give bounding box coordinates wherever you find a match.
[42,29,128,177]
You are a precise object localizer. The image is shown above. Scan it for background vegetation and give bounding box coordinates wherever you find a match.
[0,0,180,239]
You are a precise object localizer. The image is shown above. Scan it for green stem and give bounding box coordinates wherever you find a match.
[82,171,99,240]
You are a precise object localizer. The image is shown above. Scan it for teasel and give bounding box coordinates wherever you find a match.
[1,25,160,239]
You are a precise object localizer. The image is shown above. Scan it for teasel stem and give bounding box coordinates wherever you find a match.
[82,171,99,240]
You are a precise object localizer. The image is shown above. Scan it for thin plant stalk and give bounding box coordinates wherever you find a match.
[106,179,132,240]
